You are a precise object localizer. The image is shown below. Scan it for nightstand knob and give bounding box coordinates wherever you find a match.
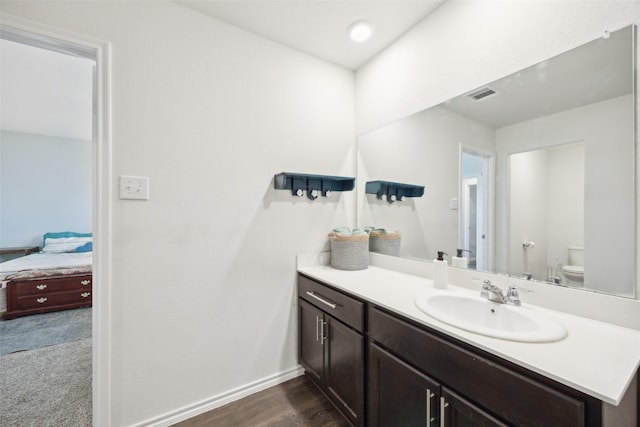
[81,292,91,298]
[81,280,91,286]
[36,297,47,304]
[36,284,47,290]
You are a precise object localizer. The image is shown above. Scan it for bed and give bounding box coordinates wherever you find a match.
[1,232,93,320]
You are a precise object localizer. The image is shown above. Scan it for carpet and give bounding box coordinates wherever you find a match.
[0,307,92,355]
[0,338,92,426]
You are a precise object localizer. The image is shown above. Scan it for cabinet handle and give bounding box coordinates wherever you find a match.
[36,284,47,290]
[426,389,435,426]
[320,320,328,345]
[305,291,337,309]
[315,316,320,342]
[81,292,91,298]
[36,297,47,304]
[440,397,449,427]
[81,280,90,285]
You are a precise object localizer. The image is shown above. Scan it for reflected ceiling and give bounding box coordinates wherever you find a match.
[443,31,632,128]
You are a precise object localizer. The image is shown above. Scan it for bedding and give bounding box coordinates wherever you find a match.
[0,252,92,282]
[42,231,92,253]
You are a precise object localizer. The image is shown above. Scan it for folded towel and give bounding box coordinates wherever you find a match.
[332,227,351,236]
[351,228,368,236]
[331,227,368,236]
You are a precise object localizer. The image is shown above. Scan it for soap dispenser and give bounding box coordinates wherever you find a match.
[433,251,449,289]
[452,249,470,269]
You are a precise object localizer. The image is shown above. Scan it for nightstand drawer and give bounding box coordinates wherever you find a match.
[11,275,92,296]
[16,290,92,310]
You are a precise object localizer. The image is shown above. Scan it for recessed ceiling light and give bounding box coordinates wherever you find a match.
[348,21,373,42]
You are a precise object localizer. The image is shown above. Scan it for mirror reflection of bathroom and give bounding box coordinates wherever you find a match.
[508,142,585,287]
[459,149,493,272]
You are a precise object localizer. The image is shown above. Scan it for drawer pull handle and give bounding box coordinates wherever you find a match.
[81,280,91,285]
[305,291,337,309]
[36,297,48,304]
[81,292,91,298]
[36,284,47,290]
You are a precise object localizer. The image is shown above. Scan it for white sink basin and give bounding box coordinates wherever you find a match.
[414,292,567,342]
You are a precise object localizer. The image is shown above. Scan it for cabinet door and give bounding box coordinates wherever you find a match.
[299,299,324,385]
[325,315,364,426]
[441,388,509,427]
[369,343,440,427]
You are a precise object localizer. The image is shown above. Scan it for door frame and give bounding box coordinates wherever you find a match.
[459,144,495,271]
[1,14,113,427]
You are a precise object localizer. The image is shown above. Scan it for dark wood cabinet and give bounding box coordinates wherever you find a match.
[370,341,509,427]
[298,273,605,427]
[299,299,324,384]
[298,275,365,426]
[440,388,508,427]
[369,343,440,427]
[369,306,598,427]
[325,315,364,424]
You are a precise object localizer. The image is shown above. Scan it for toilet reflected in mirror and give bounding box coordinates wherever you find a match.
[560,246,584,285]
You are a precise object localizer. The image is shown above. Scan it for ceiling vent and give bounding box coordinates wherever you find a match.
[466,86,500,102]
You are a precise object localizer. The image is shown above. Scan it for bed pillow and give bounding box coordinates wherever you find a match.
[42,232,93,253]
[75,242,93,253]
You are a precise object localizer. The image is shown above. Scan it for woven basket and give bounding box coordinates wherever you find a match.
[328,233,369,270]
[369,230,401,256]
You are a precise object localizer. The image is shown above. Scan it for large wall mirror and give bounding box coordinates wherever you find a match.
[357,25,636,298]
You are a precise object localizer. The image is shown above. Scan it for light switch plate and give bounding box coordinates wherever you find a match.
[120,176,150,200]
[450,197,458,210]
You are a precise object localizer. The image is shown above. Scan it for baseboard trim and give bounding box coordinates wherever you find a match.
[131,365,305,427]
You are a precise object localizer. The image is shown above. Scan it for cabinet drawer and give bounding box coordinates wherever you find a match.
[11,275,92,296]
[369,307,586,427]
[16,290,92,310]
[298,274,364,333]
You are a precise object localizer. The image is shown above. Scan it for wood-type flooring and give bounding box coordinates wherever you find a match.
[173,375,351,427]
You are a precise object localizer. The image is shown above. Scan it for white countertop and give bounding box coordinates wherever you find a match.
[297,264,640,405]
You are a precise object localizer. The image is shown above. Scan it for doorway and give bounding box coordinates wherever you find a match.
[460,147,493,271]
[1,19,111,426]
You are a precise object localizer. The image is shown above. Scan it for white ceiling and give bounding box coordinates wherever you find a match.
[1,1,443,141]
[175,0,445,70]
[0,39,94,141]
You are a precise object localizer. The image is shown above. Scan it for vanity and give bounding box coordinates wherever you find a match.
[297,261,640,427]
[296,22,639,427]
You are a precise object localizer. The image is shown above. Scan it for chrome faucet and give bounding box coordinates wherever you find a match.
[480,281,521,306]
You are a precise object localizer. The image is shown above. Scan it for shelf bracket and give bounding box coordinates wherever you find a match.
[274,172,355,201]
[365,180,425,204]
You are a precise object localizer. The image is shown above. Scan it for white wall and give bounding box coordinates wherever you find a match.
[0,2,355,426]
[509,149,549,279]
[357,105,495,261]
[0,130,92,247]
[546,144,585,275]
